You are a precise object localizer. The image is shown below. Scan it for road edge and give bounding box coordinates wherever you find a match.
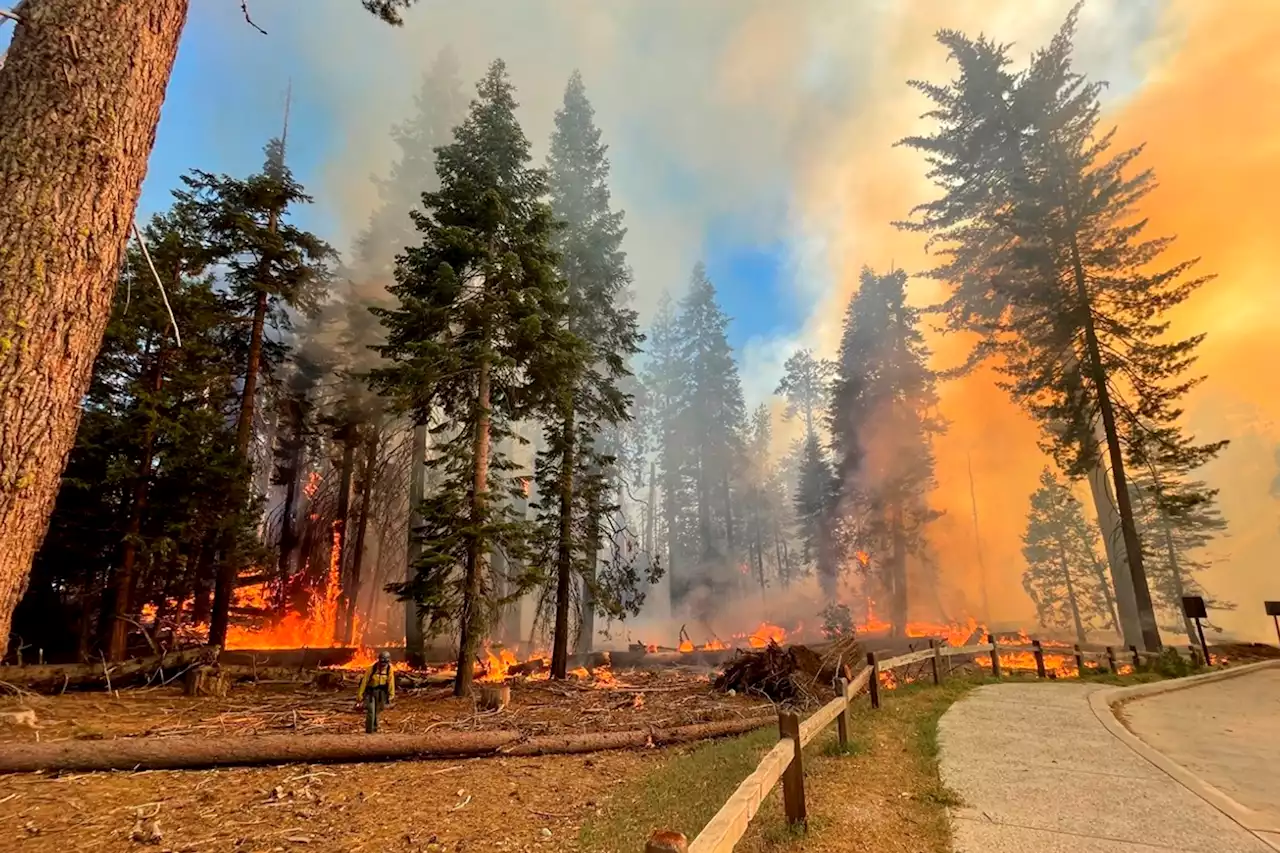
[1089,660,1280,835]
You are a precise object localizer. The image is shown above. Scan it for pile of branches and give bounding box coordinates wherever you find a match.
[711,643,813,705]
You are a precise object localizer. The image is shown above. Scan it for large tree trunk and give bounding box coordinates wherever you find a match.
[1070,240,1161,651]
[550,403,575,679]
[0,0,190,657]
[455,352,491,698]
[404,423,427,666]
[107,346,165,660]
[342,432,379,645]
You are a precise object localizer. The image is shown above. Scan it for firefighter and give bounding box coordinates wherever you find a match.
[355,650,395,733]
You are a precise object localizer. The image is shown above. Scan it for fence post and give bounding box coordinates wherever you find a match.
[929,638,942,685]
[778,709,807,827]
[645,831,688,853]
[867,652,881,710]
[1105,646,1117,674]
[1073,643,1085,675]
[1032,639,1046,678]
[1129,645,1140,670]
[836,677,851,749]
[987,634,1002,678]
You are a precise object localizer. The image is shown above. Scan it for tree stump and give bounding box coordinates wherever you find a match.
[183,666,230,698]
[477,684,510,711]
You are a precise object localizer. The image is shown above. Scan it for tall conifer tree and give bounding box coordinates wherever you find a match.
[898,5,1223,650]
[537,71,643,676]
[374,60,565,697]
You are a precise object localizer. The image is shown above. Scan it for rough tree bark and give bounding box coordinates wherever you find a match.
[0,0,190,657]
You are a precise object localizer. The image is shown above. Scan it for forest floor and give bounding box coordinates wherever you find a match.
[0,667,771,851]
[0,666,769,744]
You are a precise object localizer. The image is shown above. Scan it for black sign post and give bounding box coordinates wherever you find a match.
[1182,596,1210,666]
[1265,601,1280,648]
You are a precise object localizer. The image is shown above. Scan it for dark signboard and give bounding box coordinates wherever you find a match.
[1181,596,1207,619]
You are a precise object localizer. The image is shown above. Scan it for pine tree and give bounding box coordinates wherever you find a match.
[742,404,776,598]
[174,136,333,648]
[828,268,944,635]
[898,6,1220,650]
[345,47,467,666]
[793,432,837,593]
[775,349,835,440]
[536,70,643,676]
[643,292,695,609]
[676,265,747,610]
[1127,425,1230,643]
[1021,467,1114,642]
[374,60,565,698]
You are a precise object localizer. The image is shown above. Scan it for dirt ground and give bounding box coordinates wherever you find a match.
[0,749,662,852]
[0,666,770,745]
[0,667,772,851]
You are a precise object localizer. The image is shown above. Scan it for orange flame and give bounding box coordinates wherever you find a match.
[478,642,520,683]
[678,639,695,653]
[747,622,787,648]
[225,522,350,650]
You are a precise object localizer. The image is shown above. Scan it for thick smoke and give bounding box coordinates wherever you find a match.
[204,0,1275,640]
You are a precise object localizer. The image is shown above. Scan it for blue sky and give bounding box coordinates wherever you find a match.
[0,7,789,366]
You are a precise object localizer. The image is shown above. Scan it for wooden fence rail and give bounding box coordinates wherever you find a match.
[644,637,1192,853]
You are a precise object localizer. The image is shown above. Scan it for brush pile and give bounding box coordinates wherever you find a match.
[710,643,815,704]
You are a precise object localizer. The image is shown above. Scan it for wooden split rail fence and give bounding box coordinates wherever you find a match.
[644,636,1192,853]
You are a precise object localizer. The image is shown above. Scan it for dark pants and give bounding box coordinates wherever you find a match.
[364,686,389,733]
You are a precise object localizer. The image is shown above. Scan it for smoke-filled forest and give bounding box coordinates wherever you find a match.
[1,1,1279,848]
[1,1,1269,679]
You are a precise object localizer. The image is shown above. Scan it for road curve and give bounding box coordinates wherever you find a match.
[937,680,1276,852]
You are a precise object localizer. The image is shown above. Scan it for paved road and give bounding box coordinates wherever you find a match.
[937,680,1275,853]
[1122,668,1280,826]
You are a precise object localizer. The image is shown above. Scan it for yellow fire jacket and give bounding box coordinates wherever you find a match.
[356,663,395,702]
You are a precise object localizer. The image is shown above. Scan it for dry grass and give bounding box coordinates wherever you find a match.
[580,677,983,853]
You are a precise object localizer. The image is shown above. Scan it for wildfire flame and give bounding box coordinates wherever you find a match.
[225,522,352,650]
[747,622,787,648]
[478,643,520,683]
[678,639,695,653]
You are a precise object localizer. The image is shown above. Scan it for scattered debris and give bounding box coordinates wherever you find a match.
[0,709,36,728]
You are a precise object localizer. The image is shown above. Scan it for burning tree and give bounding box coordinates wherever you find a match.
[1021,467,1117,643]
[897,5,1223,650]
[829,268,944,636]
[173,134,334,650]
[374,60,565,698]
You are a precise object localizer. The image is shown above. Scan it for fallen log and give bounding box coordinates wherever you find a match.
[0,647,218,692]
[0,713,775,773]
[502,714,774,756]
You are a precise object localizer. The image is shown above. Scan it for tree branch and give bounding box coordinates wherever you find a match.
[240,0,267,35]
